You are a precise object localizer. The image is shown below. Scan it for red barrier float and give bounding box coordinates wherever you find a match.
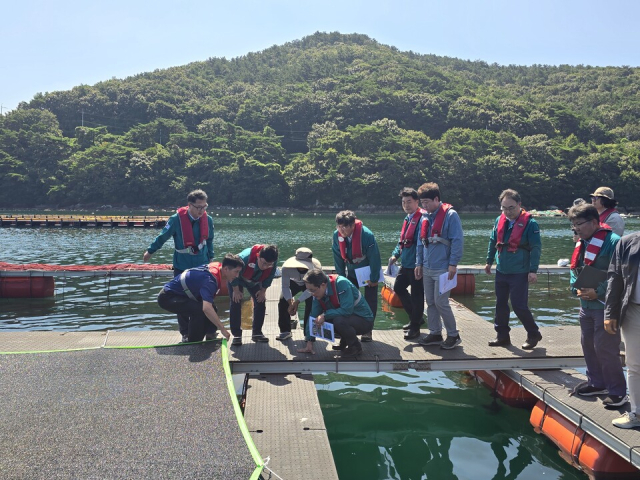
[0,277,55,298]
[451,273,475,296]
[470,370,537,408]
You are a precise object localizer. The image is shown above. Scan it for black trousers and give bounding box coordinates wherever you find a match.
[277,280,312,333]
[157,289,216,342]
[394,266,425,328]
[347,276,378,320]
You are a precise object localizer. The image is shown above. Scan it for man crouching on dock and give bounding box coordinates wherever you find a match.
[157,254,244,343]
[300,269,374,358]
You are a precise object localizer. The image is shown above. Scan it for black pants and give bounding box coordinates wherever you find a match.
[332,315,373,347]
[229,283,266,337]
[347,276,378,320]
[157,289,216,342]
[277,280,312,333]
[394,266,425,328]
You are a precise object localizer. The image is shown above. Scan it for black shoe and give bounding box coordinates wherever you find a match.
[418,333,444,346]
[403,319,425,330]
[488,337,511,347]
[404,329,421,340]
[341,343,363,358]
[231,337,242,346]
[251,334,269,343]
[522,332,542,350]
[332,343,346,351]
[575,384,608,396]
[361,331,373,342]
[603,394,629,408]
[440,335,461,350]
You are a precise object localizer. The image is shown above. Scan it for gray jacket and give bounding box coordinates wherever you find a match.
[605,232,640,326]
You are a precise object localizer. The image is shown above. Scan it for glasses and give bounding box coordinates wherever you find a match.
[190,203,208,211]
[571,220,590,229]
[500,205,518,211]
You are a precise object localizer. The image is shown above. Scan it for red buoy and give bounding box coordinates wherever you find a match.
[451,273,475,296]
[381,285,403,308]
[0,276,55,298]
[471,370,537,408]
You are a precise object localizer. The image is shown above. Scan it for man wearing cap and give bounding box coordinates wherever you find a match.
[157,254,244,343]
[332,210,381,341]
[389,188,425,338]
[485,189,542,350]
[229,244,279,346]
[278,247,322,347]
[143,189,215,342]
[591,186,625,237]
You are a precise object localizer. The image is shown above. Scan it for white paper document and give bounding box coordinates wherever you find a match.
[384,262,399,278]
[310,317,335,342]
[438,271,458,295]
[354,266,386,287]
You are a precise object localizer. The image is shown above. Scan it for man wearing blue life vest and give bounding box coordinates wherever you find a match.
[414,183,464,349]
[485,189,542,350]
[157,253,244,343]
[332,210,381,342]
[229,244,279,346]
[143,189,215,342]
[303,269,374,358]
[389,188,425,338]
[569,203,626,408]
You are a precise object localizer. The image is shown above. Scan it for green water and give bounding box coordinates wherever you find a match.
[2,212,639,479]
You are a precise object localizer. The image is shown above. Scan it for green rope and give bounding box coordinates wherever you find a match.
[0,346,101,355]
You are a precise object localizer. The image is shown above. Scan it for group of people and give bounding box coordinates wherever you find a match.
[142,186,640,430]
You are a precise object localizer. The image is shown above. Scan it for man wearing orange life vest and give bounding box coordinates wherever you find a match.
[229,244,279,346]
[414,183,464,349]
[485,189,542,350]
[157,254,244,342]
[332,210,381,341]
[143,189,214,342]
[590,186,625,237]
[389,188,425,338]
[569,203,627,408]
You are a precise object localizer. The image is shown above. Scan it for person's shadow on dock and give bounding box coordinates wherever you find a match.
[155,340,222,363]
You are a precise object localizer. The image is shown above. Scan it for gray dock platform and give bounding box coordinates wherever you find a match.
[244,374,339,480]
[0,343,257,479]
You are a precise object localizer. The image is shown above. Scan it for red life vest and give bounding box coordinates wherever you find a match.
[338,220,365,263]
[570,226,612,269]
[208,262,222,294]
[599,208,618,225]
[241,244,274,282]
[318,274,340,311]
[398,209,423,251]
[496,210,531,253]
[177,206,208,254]
[419,203,451,245]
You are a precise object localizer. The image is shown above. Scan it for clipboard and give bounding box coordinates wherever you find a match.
[572,265,607,289]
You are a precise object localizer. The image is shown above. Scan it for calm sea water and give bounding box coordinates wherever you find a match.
[2,212,639,479]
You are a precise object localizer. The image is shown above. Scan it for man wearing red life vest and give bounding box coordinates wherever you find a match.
[157,254,244,342]
[590,186,625,237]
[389,188,426,338]
[143,189,215,342]
[414,183,464,349]
[484,189,542,349]
[569,203,626,408]
[332,210,381,342]
[229,244,279,346]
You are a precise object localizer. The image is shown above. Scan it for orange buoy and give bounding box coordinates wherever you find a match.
[531,401,639,478]
[471,370,537,407]
[0,276,55,298]
[381,285,403,308]
[451,273,475,296]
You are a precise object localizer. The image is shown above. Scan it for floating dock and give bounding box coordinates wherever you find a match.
[0,214,167,228]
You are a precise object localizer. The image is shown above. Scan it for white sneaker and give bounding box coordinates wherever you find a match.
[180,334,189,343]
[612,412,640,429]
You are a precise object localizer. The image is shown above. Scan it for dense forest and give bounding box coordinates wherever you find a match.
[1,32,639,210]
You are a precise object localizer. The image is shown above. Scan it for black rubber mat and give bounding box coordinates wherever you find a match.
[0,345,255,479]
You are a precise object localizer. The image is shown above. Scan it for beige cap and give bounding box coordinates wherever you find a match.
[591,186,614,199]
[282,247,322,270]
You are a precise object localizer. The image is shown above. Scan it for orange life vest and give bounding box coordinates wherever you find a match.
[496,210,531,253]
[338,220,365,263]
[419,203,451,246]
[398,209,423,251]
[241,244,273,282]
[208,262,222,294]
[318,274,341,311]
[176,206,208,254]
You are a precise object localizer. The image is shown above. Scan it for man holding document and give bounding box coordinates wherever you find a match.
[303,269,375,358]
[414,183,464,349]
[568,203,627,407]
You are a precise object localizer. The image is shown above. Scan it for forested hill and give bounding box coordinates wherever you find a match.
[2,32,640,210]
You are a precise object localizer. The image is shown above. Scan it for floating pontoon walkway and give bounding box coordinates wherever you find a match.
[0,214,167,228]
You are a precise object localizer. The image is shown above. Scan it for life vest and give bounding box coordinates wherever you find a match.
[208,262,222,295]
[570,226,612,270]
[338,220,365,263]
[599,208,618,225]
[176,206,208,255]
[496,210,531,253]
[398,209,423,251]
[318,274,341,311]
[420,203,451,247]
[241,244,274,282]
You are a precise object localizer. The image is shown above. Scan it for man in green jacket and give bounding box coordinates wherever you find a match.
[569,203,626,408]
[143,189,214,341]
[484,189,542,350]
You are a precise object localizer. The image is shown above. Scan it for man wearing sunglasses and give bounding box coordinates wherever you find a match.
[143,189,215,341]
[590,186,625,237]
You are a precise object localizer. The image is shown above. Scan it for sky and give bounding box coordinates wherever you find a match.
[3,0,640,113]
